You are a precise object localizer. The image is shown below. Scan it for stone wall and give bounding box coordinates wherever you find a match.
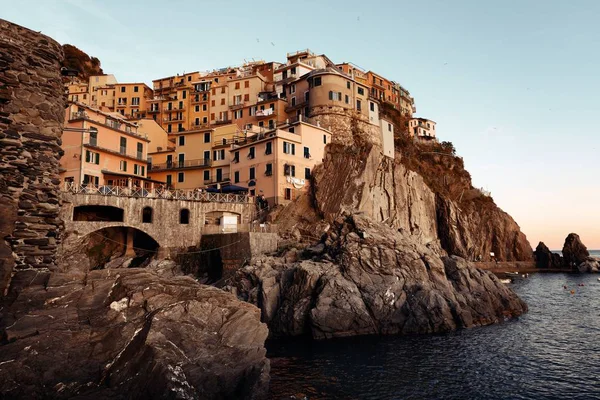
[0,19,66,296]
[309,106,382,147]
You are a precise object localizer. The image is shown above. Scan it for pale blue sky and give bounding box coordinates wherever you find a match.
[2,0,599,248]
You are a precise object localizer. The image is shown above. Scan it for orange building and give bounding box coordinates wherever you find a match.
[115,83,153,119]
[60,102,162,189]
[230,119,331,205]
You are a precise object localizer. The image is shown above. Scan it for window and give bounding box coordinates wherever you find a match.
[119,160,127,171]
[283,141,295,155]
[134,164,139,175]
[220,98,225,105]
[328,91,342,101]
[235,82,240,89]
[234,109,243,119]
[290,84,296,94]
[305,167,311,179]
[203,150,210,161]
[178,172,184,183]
[356,100,362,111]
[182,90,187,99]
[211,100,215,107]
[167,124,172,133]
[204,132,210,143]
[291,66,296,75]
[313,77,322,87]
[203,170,210,181]
[249,167,255,180]
[203,104,207,111]
[304,91,309,102]
[289,127,295,133]
[285,188,292,200]
[284,164,295,177]
[178,136,185,146]
[358,87,365,95]
[370,102,375,112]
[345,95,349,104]
[221,87,225,94]
[85,150,100,164]
[291,97,296,106]
[248,147,255,159]
[244,80,249,88]
[233,150,240,162]
[210,113,215,120]
[166,175,172,187]
[304,146,310,159]
[203,116,208,123]
[195,105,200,112]
[323,134,327,144]
[388,123,392,131]
[244,94,249,102]
[179,209,190,224]
[132,97,140,106]
[120,137,127,154]
[142,207,152,223]
[234,171,240,183]
[347,81,351,89]
[213,149,225,161]
[120,86,125,93]
[265,163,272,176]
[89,127,98,146]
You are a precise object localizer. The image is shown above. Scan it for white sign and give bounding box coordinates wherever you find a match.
[286,176,305,188]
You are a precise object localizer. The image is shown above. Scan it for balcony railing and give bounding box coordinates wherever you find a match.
[148,108,160,113]
[149,158,211,171]
[63,182,251,204]
[163,115,186,123]
[83,141,148,162]
[69,112,147,140]
[255,108,275,118]
[229,102,246,110]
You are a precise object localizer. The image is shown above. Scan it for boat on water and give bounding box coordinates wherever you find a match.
[500,278,512,284]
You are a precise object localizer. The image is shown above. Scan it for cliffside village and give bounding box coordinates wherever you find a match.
[63,49,438,207]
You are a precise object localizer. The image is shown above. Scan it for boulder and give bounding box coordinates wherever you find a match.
[0,261,270,399]
[534,241,564,269]
[562,233,590,268]
[577,257,600,273]
[228,214,527,339]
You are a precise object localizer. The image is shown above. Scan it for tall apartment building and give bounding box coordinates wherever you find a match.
[60,102,166,189]
[115,83,153,119]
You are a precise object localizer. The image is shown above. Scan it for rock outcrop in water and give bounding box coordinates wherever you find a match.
[0,260,270,399]
[562,233,590,267]
[534,242,563,269]
[229,214,527,339]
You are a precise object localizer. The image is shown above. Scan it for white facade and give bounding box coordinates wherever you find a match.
[368,100,379,126]
[409,118,436,139]
[380,118,395,159]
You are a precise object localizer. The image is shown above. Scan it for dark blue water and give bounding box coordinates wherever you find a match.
[267,273,600,399]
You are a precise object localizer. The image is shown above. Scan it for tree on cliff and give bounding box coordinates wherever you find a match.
[62,44,103,79]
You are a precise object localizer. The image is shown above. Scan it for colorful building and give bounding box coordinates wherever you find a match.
[409,118,437,141]
[229,119,331,206]
[115,83,153,119]
[60,102,163,189]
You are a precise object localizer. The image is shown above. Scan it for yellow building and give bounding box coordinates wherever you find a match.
[147,124,240,189]
[115,83,153,119]
[230,119,331,205]
[60,102,161,189]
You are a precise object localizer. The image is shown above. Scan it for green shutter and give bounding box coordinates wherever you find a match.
[85,150,90,162]
[95,153,99,165]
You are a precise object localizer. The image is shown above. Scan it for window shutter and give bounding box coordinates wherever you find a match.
[329,91,333,100]
[291,144,295,155]
[85,150,90,162]
[95,153,99,165]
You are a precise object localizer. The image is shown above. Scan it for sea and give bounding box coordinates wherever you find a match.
[267,272,600,399]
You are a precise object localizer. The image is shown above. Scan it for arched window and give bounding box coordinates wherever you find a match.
[180,209,190,224]
[142,207,153,223]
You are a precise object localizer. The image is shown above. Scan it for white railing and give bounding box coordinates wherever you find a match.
[62,182,251,204]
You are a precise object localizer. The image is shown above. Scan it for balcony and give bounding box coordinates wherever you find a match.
[229,101,246,110]
[256,108,276,118]
[116,102,127,108]
[214,118,232,125]
[147,107,160,114]
[191,95,209,104]
[69,112,147,140]
[204,173,230,185]
[164,105,185,112]
[190,121,210,130]
[149,158,211,172]
[163,115,186,123]
[83,140,148,163]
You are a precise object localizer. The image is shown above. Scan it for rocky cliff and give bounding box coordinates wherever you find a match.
[229,214,527,339]
[310,139,532,262]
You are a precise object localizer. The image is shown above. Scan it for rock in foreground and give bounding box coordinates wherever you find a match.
[0,261,269,399]
[228,214,527,339]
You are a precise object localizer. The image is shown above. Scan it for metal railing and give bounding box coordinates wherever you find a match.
[63,182,251,203]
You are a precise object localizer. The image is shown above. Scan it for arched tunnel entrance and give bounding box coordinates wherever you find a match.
[84,226,159,269]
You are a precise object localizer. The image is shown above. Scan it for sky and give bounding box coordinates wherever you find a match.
[2,0,599,249]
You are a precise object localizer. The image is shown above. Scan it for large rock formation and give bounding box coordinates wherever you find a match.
[0,18,66,296]
[228,214,527,339]
[562,233,589,267]
[0,260,270,399]
[311,142,532,261]
[534,242,563,269]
